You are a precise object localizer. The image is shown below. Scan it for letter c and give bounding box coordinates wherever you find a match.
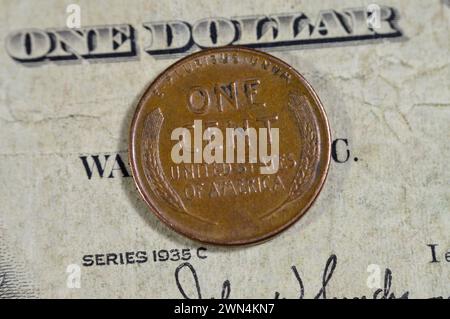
[331,138,350,163]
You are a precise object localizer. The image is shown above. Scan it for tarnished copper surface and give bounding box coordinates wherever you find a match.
[129,47,331,245]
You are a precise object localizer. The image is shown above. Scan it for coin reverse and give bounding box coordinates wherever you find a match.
[129,47,331,245]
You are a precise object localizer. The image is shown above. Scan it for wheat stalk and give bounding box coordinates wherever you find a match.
[141,108,216,225]
[287,93,318,201]
[260,93,318,220]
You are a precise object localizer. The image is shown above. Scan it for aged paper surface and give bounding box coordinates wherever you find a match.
[0,0,449,298]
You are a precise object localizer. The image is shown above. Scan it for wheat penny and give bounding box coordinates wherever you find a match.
[129,47,331,245]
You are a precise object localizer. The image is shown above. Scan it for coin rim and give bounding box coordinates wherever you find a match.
[129,46,331,246]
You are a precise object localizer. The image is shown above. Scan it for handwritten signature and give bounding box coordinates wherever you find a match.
[174,254,449,299]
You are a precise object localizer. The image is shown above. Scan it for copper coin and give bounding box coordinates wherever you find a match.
[129,47,331,245]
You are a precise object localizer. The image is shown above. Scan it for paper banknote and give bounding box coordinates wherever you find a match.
[0,0,449,298]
